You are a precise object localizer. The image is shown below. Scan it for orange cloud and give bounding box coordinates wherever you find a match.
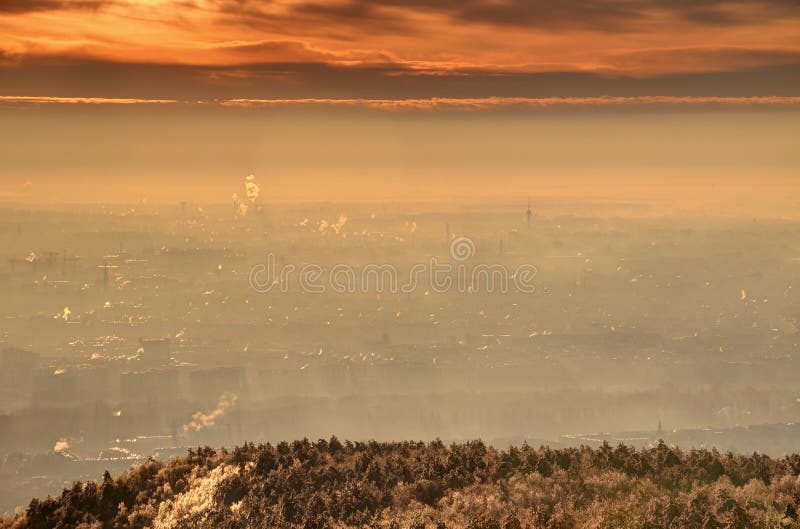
[0,95,177,104]
[0,0,798,76]
[3,95,798,110]
[220,96,800,110]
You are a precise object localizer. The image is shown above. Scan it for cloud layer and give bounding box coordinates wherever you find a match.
[0,0,798,101]
[221,95,800,110]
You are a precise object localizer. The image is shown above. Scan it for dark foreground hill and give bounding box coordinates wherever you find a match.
[3,439,800,529]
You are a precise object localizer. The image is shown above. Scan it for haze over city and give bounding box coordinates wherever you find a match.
[0,1,799,527]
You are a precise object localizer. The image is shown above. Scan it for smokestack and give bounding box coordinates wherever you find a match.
[526,196,532,231]
[101,260,109,289]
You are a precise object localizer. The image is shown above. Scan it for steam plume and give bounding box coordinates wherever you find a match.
[235,175,261,217]
[183,392,238,432]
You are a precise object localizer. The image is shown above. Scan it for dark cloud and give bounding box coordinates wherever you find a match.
[0,0,109,13]
[1,55,798,101]
[610,46,800,72]
[377,0,646,31]
[0,49,17,66]
[663,0,800,25]
[206,0,800,33]
[415,0,800,28]
[208,0,415,36]
[2,0,798,31]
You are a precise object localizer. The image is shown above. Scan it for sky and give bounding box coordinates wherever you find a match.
[0,0,798,208]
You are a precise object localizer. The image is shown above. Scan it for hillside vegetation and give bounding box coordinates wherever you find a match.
[4,439,800,529]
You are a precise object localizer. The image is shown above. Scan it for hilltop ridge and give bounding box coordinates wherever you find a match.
[3,439,800,529]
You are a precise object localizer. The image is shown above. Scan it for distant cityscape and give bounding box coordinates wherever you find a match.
[0,199,798,514]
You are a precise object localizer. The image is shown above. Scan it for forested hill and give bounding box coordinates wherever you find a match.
[4,439,800,529]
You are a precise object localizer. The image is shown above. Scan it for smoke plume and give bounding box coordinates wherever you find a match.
[183,392,238,432]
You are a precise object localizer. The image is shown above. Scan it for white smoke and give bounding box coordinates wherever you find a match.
[53,436,81,453]
[245,174,260,203]
[234,175,261,217]
[183,392,238,432]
